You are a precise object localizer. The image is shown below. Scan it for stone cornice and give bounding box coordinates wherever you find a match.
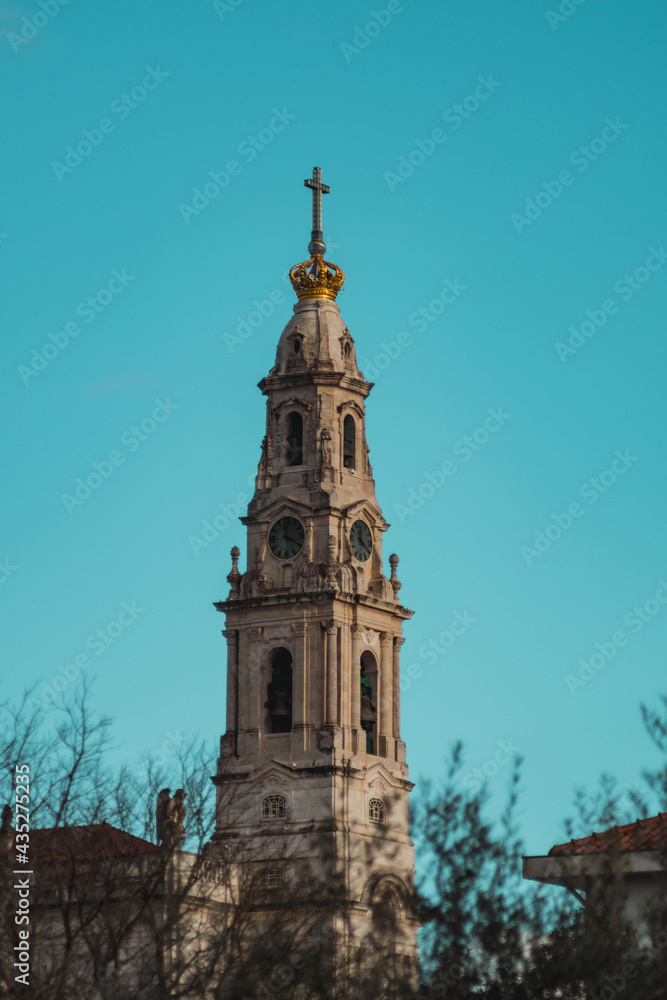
[258,371,372,397]
[214,591,414,619]
[213,760,414,792]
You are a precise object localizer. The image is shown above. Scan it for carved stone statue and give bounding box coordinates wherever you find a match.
[165,788,187,848]
[320,429,333,466]
[156,788,171,846]
[360,668,377,728]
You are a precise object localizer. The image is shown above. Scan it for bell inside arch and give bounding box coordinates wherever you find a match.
[267,648,293,734]
[360,651,378,754]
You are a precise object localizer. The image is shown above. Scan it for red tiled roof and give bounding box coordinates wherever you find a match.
[549,812,667,857]
[30,822,160,861]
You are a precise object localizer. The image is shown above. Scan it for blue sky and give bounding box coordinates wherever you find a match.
[3,0,667,853]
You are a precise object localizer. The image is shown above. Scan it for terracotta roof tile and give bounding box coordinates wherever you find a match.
[30,822,159,861]
[549,812,667,857]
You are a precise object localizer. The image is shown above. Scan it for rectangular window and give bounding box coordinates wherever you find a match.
[260,867,284,888]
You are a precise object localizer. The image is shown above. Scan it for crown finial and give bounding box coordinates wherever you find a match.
[289,166,345,301]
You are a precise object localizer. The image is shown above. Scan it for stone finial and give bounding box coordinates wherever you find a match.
[388,553,402,598]
[227,546,241,598]
[326,535,339,591]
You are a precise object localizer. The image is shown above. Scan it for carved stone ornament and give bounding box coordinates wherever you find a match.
[273,395,313,415]
[320,429,333,467]
[360,629,378,647]
[336,400,365,419]
[260,771,289,789]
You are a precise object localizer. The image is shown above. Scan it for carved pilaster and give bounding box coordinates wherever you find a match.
[350,625,362,731]
[323,621,339,725]
[222,629,239,737]
[326,535,339,591]
[291,621,308,738]
[378,632,393,757]
[393,636,405,739]
[242,627,263,754]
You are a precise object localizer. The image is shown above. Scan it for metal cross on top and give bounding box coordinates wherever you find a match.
[304,166,329,257]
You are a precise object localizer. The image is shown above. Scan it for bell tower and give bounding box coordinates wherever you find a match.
[211,169,418,979]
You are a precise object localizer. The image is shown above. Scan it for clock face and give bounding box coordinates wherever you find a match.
[350,519,372,562]
[269,516,304,560]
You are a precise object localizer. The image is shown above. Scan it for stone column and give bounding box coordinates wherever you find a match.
[339,623,351,729]
[291,622,308,751]
[379,632,393,757]
[350,625,362,730]
[223,629,239,733]
[324,621,339,725]
[393,636,404,739]
[238,626,263,755]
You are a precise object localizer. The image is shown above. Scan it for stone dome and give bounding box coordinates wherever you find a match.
[271,296,362,378]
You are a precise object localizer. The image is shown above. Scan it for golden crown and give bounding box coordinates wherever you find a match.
[289,254,345,301]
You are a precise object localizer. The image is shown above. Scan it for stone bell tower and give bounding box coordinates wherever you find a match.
[211,169,418,977]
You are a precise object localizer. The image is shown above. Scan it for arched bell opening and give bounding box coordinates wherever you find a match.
[360,650,378,755]
[285,411,303,466]
[371,885,398,938]
[343,413,356,470]
[266,648,293,734]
